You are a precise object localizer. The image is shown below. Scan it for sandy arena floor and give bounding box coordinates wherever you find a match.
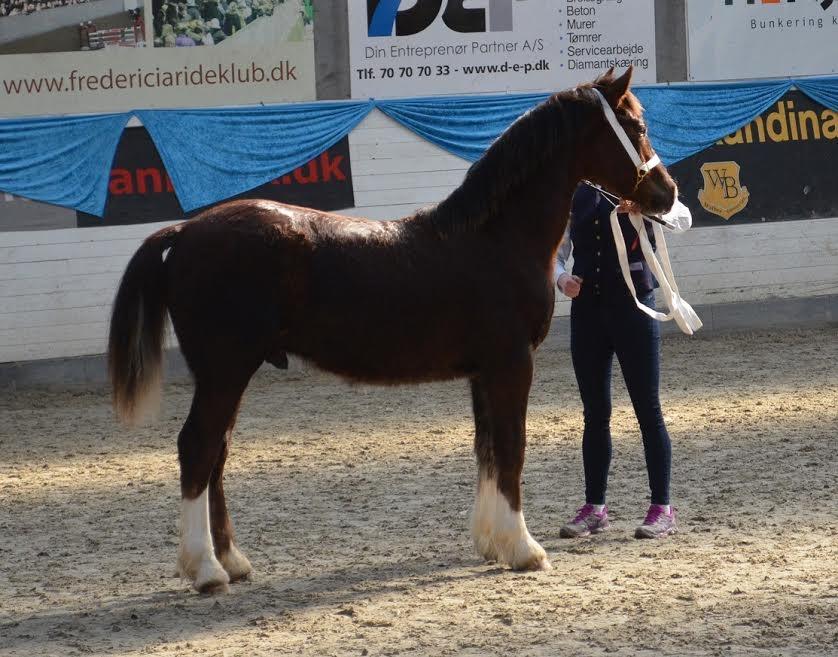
[0,327,836,657]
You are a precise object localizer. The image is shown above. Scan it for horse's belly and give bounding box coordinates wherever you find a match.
[282,318,476,384]
[311,356,470,385]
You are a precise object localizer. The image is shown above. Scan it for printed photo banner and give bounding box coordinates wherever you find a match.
[349,0,657,98]
[1,76,837,218]
[0,0,315,117]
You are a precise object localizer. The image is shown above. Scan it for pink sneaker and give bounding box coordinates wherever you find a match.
[559,504,610,538]
[635,505,677,538]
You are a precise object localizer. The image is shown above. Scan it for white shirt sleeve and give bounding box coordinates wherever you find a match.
[555,225,572,278]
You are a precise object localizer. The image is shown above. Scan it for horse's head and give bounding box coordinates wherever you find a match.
[577,67,677,216]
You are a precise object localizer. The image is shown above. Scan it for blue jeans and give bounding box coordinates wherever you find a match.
[570,291,671,505]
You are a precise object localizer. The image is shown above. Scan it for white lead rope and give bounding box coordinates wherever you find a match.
[609,208,703,335]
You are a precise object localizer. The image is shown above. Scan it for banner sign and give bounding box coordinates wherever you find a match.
[669,91,838,226]
[687,0,838,81]
[0,0,315,117]
[76,126,354,227]
[0,193,76,232]
[348,0,657,98]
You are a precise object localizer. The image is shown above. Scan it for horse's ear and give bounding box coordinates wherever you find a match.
[603,66,634,105]
[593,66,616,87]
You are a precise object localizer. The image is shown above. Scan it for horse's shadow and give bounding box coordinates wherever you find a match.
[0,557,508,654]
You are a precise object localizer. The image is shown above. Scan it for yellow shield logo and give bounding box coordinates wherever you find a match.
[697,161,750,220]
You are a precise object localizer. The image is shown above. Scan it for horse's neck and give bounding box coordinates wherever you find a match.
[428,94,582,266]
[487,110,581,266]
[495,168,577,269]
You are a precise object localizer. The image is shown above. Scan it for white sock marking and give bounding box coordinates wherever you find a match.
[178,488,229,591]
[472,474,501,561]
[472,473,550,570]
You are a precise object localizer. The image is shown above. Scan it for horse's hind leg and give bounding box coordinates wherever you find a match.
[471,355,550,571]
[177,377,252,593]
[209,413,252,582]
[470,378,499,562]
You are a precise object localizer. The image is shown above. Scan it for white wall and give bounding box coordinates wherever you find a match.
[0,221,173,362]
[1,111,836,363]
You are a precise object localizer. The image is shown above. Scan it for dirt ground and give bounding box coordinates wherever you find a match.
[1,327,836,657]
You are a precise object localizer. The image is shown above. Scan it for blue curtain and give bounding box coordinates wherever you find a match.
[377,93,549,162]
[136,100,374,212]
[795,75,838,113]
[0,112,129,215]
[1,77,836,217]
[375,78,838,166]
[634,80,792,164]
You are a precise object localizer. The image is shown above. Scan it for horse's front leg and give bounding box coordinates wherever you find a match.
[471,355,551,571]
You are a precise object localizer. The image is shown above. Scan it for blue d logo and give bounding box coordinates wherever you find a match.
[367,0,514,37]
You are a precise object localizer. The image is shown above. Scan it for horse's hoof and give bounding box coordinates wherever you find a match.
[513,554,552,571]
[478,549,500,564]
[474,533,499,562]
[196,579,231,595]
[475,540,499,563]
[508,538,551,571]
[220,544,252,582]
[193,559,230,594]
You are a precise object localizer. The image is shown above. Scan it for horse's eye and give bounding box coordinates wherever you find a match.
[638,125,648,137]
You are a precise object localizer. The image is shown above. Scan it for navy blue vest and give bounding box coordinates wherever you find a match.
[569,184,657,300]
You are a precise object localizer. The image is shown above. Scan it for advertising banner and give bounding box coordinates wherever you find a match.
[349,0,657,98]
[669,91,838,226]
[687,0,838,81]
[0,0,315,117]
[76,126,354,227]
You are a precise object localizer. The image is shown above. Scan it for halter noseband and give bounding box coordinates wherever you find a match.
[592,88,660,193]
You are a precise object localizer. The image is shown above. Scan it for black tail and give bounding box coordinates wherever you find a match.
[108,225,181,424]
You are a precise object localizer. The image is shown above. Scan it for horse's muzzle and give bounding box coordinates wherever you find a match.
[635,177,677,217]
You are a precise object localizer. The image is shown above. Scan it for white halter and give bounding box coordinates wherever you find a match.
[592,88,661,184]
[591,88,702,336]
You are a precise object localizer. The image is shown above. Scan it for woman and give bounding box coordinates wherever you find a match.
[222,1,242,35]
[556,182,691,539]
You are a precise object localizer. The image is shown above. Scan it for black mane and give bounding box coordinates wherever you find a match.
[420,89,582,237]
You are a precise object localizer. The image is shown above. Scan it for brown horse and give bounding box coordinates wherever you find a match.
[108,67,677,593]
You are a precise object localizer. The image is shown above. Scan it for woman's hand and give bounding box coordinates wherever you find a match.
[616,199,641,214]
[557,273,583,299]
